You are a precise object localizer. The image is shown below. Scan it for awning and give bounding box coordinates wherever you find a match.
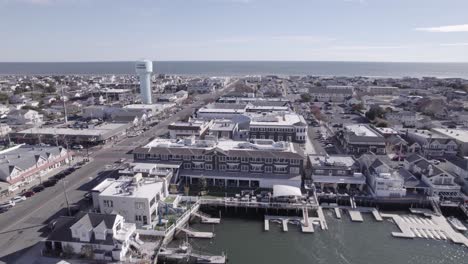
[272,185,302,198]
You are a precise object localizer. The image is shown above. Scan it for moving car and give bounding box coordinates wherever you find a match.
[21,191,35,198]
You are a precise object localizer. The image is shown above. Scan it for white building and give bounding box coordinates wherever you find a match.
[248,112,307,143]
[431,128,468,156]
[359,154,406,197]
[366,86,399,96]
[91,174,166,229]
[405,129,458,157]
[308,86,354,102]
[45,212,139,261]
[385,111,418,127]
[7,109,43,126]
[168,120,212,139]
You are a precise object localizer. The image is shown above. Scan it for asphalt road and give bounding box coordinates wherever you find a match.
[0,82,236,263]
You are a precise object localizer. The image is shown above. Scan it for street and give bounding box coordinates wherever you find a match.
[0,83,235,263]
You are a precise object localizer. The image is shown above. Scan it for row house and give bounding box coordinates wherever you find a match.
[405,154,461,198]
[133,138,305,189]
[405,129,458,158]
[337,124,386,155]
[308,86,354,102]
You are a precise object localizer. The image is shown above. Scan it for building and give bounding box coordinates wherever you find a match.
[11,122,130,146]
[359,154,406,197]
[405,129,458,158]
[158,90,188,104]
[45,212,139,262]
[248,112,307,143]
[306,155,365,192]
[7,109,43,126]
[196,103,247,119]
[132,138,305,189]
[90,88,134,103]
[136,60,153,104]
[365,86,399,96]
[431,128,468,156]
[0,124,12,137]
[168,120,211,139]
[91,174,166,228]
[308,86,354,102]
[440,156,468,195]
[385,111,418,127]
[208,119,239,140]
[0,144,72,190]
[405,154,461,198]
[338,124,386,155]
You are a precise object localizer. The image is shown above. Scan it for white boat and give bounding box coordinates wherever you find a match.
[447,217,467,232]
[412,228,422,238]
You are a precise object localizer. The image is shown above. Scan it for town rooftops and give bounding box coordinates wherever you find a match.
[345,124,381,138]
[308,155,357,167]
[14,122,128,138]
[168,120,209,130]
[136,138,304,159]
[432,128,468,143]
[98,175,163,199]
[249,112,306,127]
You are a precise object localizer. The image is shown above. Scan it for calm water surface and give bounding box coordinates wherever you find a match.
[176,212,468,264]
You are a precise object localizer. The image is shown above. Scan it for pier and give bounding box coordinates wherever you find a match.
[372,209,383,222]
[334,208,342,219]
[264,214,315,233]
[176,227,215,239]
[193,211,221,224]
[381,213,468,247]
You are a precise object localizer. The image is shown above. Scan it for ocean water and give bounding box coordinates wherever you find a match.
[1,61,468,78]
[180,212,468,264]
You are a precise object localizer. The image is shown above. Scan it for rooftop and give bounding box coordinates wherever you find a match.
[345,124,380,137]
[308,155,357,167]
[249,112,306,127]
[98,175,163,199]
[432,128,468,143]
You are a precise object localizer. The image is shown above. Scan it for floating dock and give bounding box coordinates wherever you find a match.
[334,208,342,219]
[317,206,328,229]
[372,209,383,221]
[348,210,363,222]
[193,211,221,224]
[264,214,314,233]
[381,213,468,247]
[177,227,215,239]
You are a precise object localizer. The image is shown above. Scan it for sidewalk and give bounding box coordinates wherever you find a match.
[0,156,87,203]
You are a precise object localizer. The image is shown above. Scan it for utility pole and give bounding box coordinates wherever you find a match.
[61,86,68,123]
[61,180,71,216]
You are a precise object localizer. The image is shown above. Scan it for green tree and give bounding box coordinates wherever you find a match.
[300,93,311,102]
[365,106,386,121]
[0,93,8,103]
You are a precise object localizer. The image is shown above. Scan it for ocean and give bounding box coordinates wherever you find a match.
[1,61,468,78]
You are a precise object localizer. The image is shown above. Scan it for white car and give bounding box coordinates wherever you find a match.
[11,196,26,204]
[0,200,15,209]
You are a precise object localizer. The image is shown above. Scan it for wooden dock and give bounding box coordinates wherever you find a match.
[176,227,215,239]
[334,208,342,219]
[348,210,363,222]
[372,209,383,222]
[193,211,221,224]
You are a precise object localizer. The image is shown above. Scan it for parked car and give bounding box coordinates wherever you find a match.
[0,200,15,209]
[43,179,58,187]
[21,190,35,198]
[11,195,26,204]
[32,185,45,193]
[72,144,84,150]
[325,144,334,148]
[84,192,92,200]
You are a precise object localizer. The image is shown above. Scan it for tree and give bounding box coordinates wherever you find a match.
[80,245,94,259]
[0,93,8,104]
[352,103,364,112]
[300,93,311,102]
[44,84,56,93]
[365,106,386,121]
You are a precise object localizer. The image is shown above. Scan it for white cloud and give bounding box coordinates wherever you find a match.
[330,45,407,50]
[440,43,468,46]
[415,24,468,33]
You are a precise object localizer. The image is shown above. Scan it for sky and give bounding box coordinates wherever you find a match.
[0,0,468,62]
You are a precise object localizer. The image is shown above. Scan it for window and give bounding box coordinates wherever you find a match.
[290,159,300,165]
[290,167,300,174]
[184,163,192,169]
[265,158,273,164]
[135,202,145,209]
[205,155,212,161]
[220,164,226,171]
[205,164,213,170]
[103,200,113,207]
[265,166,272,173]
[241,157,249,163]
[251,164,263,172]
[143,215,148,224]
[183,155,191,161]
[135,215,142,221]
[241,164,249,172]
[219,156,226,162]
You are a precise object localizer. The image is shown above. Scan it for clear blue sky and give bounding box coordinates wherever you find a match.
[1,0,467,62]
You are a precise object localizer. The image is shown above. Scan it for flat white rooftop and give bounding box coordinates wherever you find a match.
[345,124,379,137]
[432,128,468,143]
[249,112,305,127]
[99,177,163,199]
[16,123,127,137]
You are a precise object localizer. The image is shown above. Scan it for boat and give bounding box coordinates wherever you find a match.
[447,217,467,232]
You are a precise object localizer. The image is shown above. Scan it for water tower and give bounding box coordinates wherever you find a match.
[135,60,153,104]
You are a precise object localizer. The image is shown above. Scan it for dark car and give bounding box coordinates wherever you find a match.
[43,179,58,187]
[21,191,35,197]
[53,173,66,180]
[32,185,45,193]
